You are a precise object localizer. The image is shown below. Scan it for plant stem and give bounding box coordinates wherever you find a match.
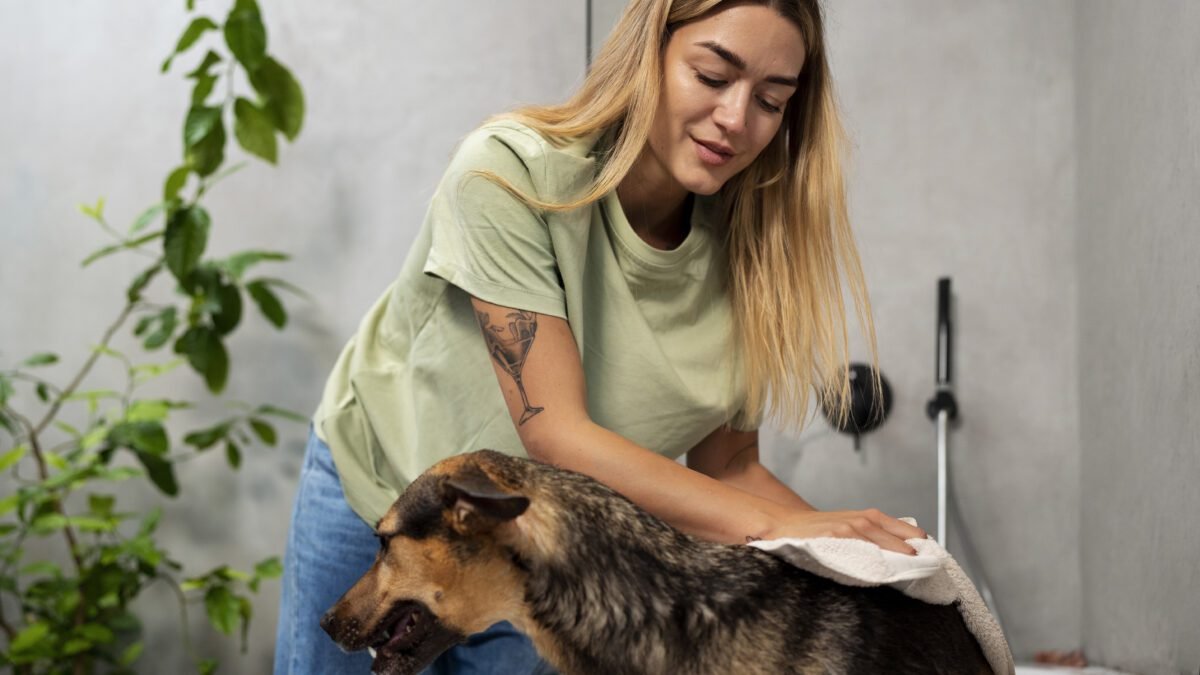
[161,573,199,665]
[33,301,136,437]
[10,401,91,675]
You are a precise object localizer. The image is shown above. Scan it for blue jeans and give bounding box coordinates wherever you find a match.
[273,428,556,674]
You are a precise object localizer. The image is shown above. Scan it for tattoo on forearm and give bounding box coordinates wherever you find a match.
[475,309,545,425]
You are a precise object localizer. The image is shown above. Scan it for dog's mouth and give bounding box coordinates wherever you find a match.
[374,601,430,653]
[366,600,464,675]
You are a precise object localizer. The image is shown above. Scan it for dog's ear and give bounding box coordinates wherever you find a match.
[441,467,529,535]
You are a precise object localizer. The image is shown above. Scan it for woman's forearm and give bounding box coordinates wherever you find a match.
[528,420,790,545]
[717,458,817,512]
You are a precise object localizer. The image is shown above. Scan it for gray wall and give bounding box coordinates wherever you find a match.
[0,1,584,671]
[1076,3,1200,674]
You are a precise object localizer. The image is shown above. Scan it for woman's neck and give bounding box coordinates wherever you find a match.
[617,148,693,250]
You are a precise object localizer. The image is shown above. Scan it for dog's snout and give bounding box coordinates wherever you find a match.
[319,607,346,640]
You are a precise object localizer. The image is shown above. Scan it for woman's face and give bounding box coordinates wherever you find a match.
[647,3,807,196]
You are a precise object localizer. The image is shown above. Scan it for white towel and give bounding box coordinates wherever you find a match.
[749,518,1015,675]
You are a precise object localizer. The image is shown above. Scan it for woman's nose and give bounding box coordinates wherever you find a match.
[713,88,750,136]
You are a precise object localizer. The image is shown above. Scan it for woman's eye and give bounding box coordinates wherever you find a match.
[695,72,726,88]
[758,98,783,114]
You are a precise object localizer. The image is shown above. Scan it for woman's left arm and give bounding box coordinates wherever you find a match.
[687,426,817,513]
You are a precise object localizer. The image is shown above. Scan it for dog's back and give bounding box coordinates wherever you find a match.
[508,454,992,674]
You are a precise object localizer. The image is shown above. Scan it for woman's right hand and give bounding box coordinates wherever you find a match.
[758,508,928,555]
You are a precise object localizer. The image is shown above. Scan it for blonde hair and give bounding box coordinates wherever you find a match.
[475,0,879,433]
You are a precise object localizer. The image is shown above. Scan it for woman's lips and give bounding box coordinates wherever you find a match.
[693,137,733,166]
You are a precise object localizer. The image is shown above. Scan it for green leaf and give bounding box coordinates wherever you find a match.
[164,165,191,201]
[78,196,106,221]
[54,420,81,437]
[184,422,229,450]
[30,513,69,535]
[198,657,219,675]
[120,641,144,666]
[81,242,123,267]
[19,561,60,577]
[139,508,162,536]
[220,250,288,280]
[45,452,68,470]
[0,444,27,471]
[225,439,241,468]
[246,280,286,328]
[81,229,164,267]
[130,359,187,382]
[186,50,222,79]
[224,6,267,70]
[192,72,218,105]
[9,621,51,655]
[35,382,50,402]
[254,404,308,423]
[78,623,115,645]
[89,494,116,518]
[254,556,282,579]
[184,105,222,147]
[174,327,230,393]
[135,451,179,496]
[233,97,277,163]
[0,492,20,515]
[248,57,304,140]
[128,262,164,303]
[70,516,116,533]
[109,421,169,455]
[63,636,92,655]
[130,201,167,234]
[248,418,276,446]
[239,594,253,651]
[144,306,178,350]
[184,107,227,177]
[165,206,211,281]
[126,399,179,423]
[0,373,13,404]
[212,280,243,336]
[162,16,219,72]
[81,424,110,451]
[126,534,163,567]
[22,352,58,367]
[205,585,239,635]
[96,466,143,482]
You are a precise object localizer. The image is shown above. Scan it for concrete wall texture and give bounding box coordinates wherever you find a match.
[1,0,1196,672]
[1075,2,1200,674]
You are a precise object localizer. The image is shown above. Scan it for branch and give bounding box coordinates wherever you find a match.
[33,300,137,436]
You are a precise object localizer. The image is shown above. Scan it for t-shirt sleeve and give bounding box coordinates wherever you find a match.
[422,126,567,319]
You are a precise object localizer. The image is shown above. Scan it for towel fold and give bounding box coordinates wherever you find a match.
[749,517,1015,675]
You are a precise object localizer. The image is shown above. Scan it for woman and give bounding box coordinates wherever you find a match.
[274,0,926,673]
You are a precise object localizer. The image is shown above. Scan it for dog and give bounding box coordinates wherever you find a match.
[321,449,992,674]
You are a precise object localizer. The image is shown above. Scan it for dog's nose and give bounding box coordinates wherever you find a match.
[319,609,339,638]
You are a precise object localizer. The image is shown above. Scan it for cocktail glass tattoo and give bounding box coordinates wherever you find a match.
[477,310,544,424]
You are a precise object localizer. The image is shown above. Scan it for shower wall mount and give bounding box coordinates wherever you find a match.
[819,362,894,450]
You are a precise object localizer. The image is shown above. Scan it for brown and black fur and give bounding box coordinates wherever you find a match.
[322,450,993,675]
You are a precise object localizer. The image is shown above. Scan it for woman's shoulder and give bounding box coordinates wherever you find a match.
[449,117,602,196]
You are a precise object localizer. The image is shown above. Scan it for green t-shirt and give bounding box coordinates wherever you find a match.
[314,119,757,525]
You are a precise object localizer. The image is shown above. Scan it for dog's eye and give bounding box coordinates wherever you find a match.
[377,534,390,551]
